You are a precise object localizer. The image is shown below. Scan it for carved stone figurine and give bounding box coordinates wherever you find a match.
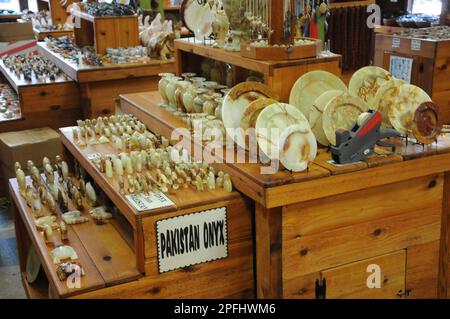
[85,182,97,206]
[51,245,78,264]
[60,221,68,242]
[15,166,26,197]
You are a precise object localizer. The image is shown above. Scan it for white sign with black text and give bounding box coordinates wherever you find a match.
[126,192,174,212]
[157,207,228,273]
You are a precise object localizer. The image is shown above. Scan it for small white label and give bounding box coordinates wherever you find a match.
[392,37,400,48]
[411,39,421,51]
[126,192,174,212]
[87,153,101,160]
[157,207,228,273]
[327,160,363,167]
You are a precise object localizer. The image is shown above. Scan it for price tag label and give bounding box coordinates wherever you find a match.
[126,192,175,212]
[411,39,421,51]
[392,37,400,48]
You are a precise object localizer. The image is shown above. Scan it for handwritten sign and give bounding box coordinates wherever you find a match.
[156,207,228,273]
[126,192,174,212]
[392,37,400,48]
[411,39,421,51]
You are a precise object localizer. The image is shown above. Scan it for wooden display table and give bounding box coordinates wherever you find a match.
[37,42,175,118]
[120,91,450,299]
[374,33,450,123]
[0,59,81,133]
[72,10,139,55]
[10,176,141,299]
[174,38,342,102]
[33,28,74,41]
[10,124,254,298]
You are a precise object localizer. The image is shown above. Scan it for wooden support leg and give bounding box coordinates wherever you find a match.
[438,171,450,298]
[255,203,282,298]
[10,192,28,273]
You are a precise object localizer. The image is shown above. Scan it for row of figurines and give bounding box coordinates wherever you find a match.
[74,114,233,194]
[2,54,63,82]
[15,156,110,222]
[158,72,230,116]
[15,156,117,282]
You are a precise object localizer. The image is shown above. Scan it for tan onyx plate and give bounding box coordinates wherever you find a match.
[387,83,432,136]
[181,0,214,41]
[349,66,393,108]
[412,101,442,145]
[373,78,405,127]
[256,102,310,160]
[278,124,317,172]
[289,70,347,120]
[222,82,279,149]
[240,98,278,150]
[323,93,369,146]
[309,90,345,146]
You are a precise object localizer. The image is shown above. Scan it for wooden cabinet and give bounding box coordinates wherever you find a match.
[0,60,81,133]
[374,33,450,123]
[282,174,442,299]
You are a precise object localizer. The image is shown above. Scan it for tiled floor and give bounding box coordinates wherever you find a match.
[0,198,26,299]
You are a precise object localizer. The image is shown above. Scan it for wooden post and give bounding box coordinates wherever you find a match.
[438,171,450,298]
[270,0,296,45]
[255,203,283,298]
[270,0,284,45]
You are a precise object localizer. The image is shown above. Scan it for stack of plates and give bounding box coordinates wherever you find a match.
[222,82,279,150]
[255,103,317,172]
[289,71,347,120]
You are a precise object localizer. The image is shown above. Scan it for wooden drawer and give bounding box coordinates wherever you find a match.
[19,82,80,113]
[282,174,443,298]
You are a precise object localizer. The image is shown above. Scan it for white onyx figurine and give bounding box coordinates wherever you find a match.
[62,210,88,225]
[85,182,97,206]
[16,168,26,197]
[51,245,78,264]
[105,159,113,178]
[90,206,113,221]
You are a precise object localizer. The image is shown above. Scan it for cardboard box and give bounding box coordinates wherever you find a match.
[0,127,62,172]
[0,127,62,196]
[0,22,36,58]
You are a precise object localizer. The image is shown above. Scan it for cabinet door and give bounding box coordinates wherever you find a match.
[321,250,406,299]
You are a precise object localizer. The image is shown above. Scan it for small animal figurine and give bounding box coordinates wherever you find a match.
[51,245,78,264]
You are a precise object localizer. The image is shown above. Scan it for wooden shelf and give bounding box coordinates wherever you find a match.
[0,59,72,93]
[10,176,141,298]
[60,127,242,228]
[120,91,450,207]
[37,42,175,83]
[175,38,340,75]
